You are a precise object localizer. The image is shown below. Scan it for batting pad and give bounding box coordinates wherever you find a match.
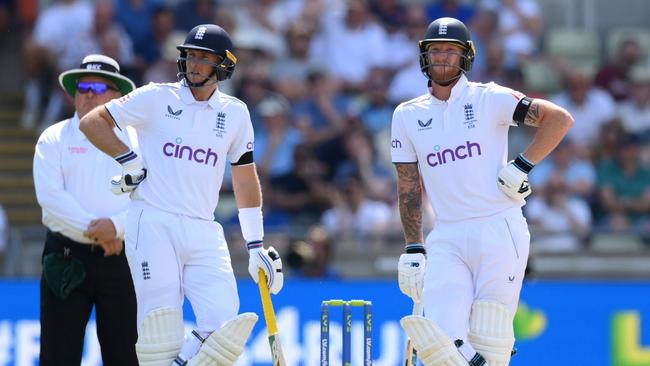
[468,301,515,366]
[136,307,185,366]
[401,316,467,366]
[188,312,258,366]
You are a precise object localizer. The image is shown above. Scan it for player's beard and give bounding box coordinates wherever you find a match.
[429,63,462,86]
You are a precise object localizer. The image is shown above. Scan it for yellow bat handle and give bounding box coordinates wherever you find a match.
[258,268,279,335]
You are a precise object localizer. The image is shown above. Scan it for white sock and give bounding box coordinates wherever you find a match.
[175,330,210,364]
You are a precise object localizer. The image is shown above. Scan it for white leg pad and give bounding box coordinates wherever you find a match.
[187,312,259,366]
[468,301,515,366]
[136,308,185,366]
[401,316,468,366]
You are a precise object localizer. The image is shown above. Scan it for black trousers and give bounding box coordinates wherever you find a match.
[40,230,138,366]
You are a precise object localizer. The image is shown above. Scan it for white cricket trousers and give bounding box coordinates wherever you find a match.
[423,206,530,341]
[124,200,239,334]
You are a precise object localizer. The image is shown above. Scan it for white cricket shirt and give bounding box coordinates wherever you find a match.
[33,114,135,243]
[105,82,254,220]
[391,75,526,222]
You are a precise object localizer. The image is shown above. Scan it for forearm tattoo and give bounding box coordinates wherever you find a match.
[524,101,541,127]
[395,163,423,244]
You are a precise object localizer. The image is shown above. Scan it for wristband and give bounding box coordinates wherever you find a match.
[405,243,426,255]
[238,207,264,247]
[513,153,535,174]
[115,149,138,165]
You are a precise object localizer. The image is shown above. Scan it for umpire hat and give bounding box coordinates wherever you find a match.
[59,54,135,96]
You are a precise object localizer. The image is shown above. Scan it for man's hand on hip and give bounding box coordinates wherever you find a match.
[398,247,426,303]
[112,151,147,195]
[497,154,535,200]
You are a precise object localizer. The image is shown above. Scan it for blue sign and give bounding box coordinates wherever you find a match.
[0,279,649,365]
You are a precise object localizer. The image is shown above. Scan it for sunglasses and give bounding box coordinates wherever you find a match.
[76,82,118,94]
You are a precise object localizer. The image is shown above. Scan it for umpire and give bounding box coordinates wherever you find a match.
[33,54,138,365]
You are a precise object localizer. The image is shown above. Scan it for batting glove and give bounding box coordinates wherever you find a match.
[111,150,147,195]
[248,243,284,294]
[497,154,534,200]
[398,244,426,303]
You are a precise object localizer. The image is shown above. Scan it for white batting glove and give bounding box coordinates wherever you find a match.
[111,150,147,195]
[248,244,284,294]
[497,154,535,200]
[398,244,426,303]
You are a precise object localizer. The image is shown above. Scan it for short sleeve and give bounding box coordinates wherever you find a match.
[104,83,158,129]
[390,106,417,163]
[486,83,529,126]
[227,106,255,164]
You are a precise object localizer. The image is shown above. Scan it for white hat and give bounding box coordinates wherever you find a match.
[59,54,136,96]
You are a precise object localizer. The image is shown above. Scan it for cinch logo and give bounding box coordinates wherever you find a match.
[391,139,402,148]
[426,141,482,167]
[163,137,218,167]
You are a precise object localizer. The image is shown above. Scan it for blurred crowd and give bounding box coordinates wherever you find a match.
[2,0,650,276]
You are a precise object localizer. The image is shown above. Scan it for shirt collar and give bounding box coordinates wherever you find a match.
[71,113,87,141]
[179,84,222,109]
[429,74,469,104]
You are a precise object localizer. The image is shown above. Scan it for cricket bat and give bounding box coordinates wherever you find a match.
[404,301,424,366]
[258,268,287,366]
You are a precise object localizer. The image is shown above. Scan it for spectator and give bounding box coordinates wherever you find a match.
[255,96,303,180]
[59,0,135,75]
[372,0,410,71]
[173,0,217,32]
[427,0,476,24]
[309,0,389,91]
[266,144,332,224]
[33,54,138,365]
[551,68,617,156]
[21,0,93,130]
[595,37,643,101]
[370,0,406,28]
[270,21,315,102]
[597,134,650,239]
[235,73,274,132]
[468,8,499,79]
[388,61,429,104]
[472,40,524,89]
[529,140,596,200]
[481,0,542,68]
[335,125,393,203]
[592,120,625,164]
[357,68,395,134]
[617,66,650,140]
[321,174,393,244]
[137,6,176,66]
[292,70,348,148]
[525,177,592,252]
[230,0,300,59]
[115,0,159,56]
[142,31,186,83]
[387,4,430,103]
